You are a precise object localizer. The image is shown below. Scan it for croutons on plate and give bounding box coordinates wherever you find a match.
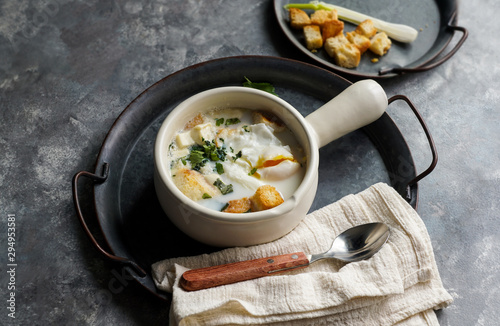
[346,31,371,54]
[303,25,323,51]
[310,9,338,26]
[355,19,377,38]
[369,32,392,56]
[289,8,311,29]
[321,20,344,42]
[324,34,361,68]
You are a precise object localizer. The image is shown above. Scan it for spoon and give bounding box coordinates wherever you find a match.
[180,222,390,291]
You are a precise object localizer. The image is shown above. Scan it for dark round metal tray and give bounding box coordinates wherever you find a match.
[72,55,436,301]
[274,0,468,77]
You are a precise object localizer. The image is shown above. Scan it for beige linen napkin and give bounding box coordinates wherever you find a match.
[152,183,453,325]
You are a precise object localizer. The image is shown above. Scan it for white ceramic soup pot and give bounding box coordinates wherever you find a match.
[154,80,387,247]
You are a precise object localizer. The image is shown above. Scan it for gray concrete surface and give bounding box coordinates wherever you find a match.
[0,0,499,325]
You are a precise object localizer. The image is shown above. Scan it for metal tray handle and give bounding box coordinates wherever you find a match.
[380,25,468,75]
[72,163,147,278]
[388,95,438,196]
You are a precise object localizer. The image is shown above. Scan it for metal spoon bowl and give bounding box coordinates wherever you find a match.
[309,222,391,264]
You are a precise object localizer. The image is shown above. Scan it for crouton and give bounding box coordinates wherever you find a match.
[321,20,344,42]
[176,131,196,148]
[184,113,205,129]
[355,19,377,38]
[324,34,361,68]
[310,9,338,26]
[289,8,311,29]
[369,32,392,56]
[303,25,323,51]
[215,128,239,147]
[172,169,219,201]
[222,197,252,213]
[191,123,215,145]
[325,34,361,68]
[252,111,286,132]
[334,43,361,68]
[346,31,371,54]
[251,185,284,211]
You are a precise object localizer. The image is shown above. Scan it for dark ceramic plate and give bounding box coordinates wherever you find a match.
[274,0,467,77]
[73,56,436,301]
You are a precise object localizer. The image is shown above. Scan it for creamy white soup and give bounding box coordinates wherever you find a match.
[167,108,306,213]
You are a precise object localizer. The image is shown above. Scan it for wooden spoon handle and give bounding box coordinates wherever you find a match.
[180,252,309,291]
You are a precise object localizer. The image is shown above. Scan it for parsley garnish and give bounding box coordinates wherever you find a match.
[242,77,278,96]
[213,178,233,195]
[215,162,224,174]
[225,118,241,126]
[202,193,212,199]
[215,118,224,126]
[186,140,227,171]
[232,150,242,161]
[248,167,257,176]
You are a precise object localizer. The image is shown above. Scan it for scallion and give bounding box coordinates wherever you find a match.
[285,1,418,43]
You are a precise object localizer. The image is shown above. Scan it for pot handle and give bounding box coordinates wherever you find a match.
[305,80,388,148]
[379,25,468,75]
[72,163,147,278]
[388,95,438,196]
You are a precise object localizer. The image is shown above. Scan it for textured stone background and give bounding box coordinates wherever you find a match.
[0,0,499,325]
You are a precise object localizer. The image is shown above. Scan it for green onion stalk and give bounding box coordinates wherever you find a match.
[285,1,418,43]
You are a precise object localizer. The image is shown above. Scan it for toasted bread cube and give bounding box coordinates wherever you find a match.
[215,128,239,147]
[172,169,219,201]
[369,32,392,56]
[289,8,311,29]
[321,20,344,41]
[346,31,371,54]
[184,113,205,129]
[251,185,284,211]
[303,25,323,51]
[334,44,361,68]
[310,9,338,26]
[324,33,349,56]
[222,197,252,213]
[191,123,215,145]
[176,131,196,148]
[324,34,361,68]
[355,19,377,38]
[252,111,286,132]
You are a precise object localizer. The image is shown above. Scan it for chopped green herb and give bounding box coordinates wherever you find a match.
[215,118,224,126]
[220,203,229,211]
[225,118,241,126]
[202,193,212,199]
[248,167,257,176]
[188,150,205,165]
[186,140,227,170]
[215,162,224,174]
[213,178,234,195]
[232,150,242,161]
[181,158,187,165]
[243,125,250,132]
[210,151,219,161]
[243,76,278,96]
